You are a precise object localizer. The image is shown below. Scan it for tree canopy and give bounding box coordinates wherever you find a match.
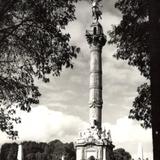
[0,0,80,139]
[0,142,18,160]
[0,140,76,160]
[113,148,132,160]
[108,0,151,128]
[0,141,132,160]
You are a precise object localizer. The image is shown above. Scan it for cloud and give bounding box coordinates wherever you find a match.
[103,0,121,16]
[0,1,152,159]
[0,105,87,144]
[0,110,152,159]
[103,117,152,143]
[33,0,147,129]
[103,116,153,159]
[0,104,85,145]
[16,105,87,142]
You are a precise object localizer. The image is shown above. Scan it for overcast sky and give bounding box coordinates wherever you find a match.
[0,1,153,159]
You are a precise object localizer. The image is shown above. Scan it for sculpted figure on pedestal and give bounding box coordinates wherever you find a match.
[92,0,102,21]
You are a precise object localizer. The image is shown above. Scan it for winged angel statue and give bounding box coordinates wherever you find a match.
[91,0,102,21]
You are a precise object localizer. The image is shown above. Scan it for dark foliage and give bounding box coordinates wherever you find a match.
[0,143,18,160]
[129,83,151,128]
[0,140,76,160]
[108,0,151,128]
[113,148,131,160]
[108,0,150,79]
[0,0,80,139]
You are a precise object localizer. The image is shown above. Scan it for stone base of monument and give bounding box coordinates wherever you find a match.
[75,127,114,160]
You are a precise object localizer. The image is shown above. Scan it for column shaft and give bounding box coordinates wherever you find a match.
[89,45,103,129]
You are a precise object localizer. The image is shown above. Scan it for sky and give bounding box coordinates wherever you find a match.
[0,1,153,159]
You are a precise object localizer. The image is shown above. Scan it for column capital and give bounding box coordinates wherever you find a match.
[86,32,106,47]
[86,22,106,47]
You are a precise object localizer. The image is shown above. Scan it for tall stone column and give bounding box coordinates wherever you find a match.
[75,1,114,160]
[89,43,102,130]
[86,22,106,130]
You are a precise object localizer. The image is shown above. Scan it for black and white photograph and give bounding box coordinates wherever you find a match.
[0,0,160,160]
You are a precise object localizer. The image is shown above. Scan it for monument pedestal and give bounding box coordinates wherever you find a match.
[75,128,114,160]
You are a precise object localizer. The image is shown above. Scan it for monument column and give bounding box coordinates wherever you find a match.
[75,1,114,160]
[89,39,103,130]
[86,0,106,130]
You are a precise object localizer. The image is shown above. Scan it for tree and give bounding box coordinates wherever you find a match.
[108,0,151,128]
[0,143,18,160]
[113,148,132,160]
[64,142,76,160]
[129,83,151,129]
[150,0,160,159]
[0,140,76,160]
[0,0,80,139]
[108,0,160,159]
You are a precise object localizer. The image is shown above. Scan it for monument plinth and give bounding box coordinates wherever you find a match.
[75,1,114,160]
